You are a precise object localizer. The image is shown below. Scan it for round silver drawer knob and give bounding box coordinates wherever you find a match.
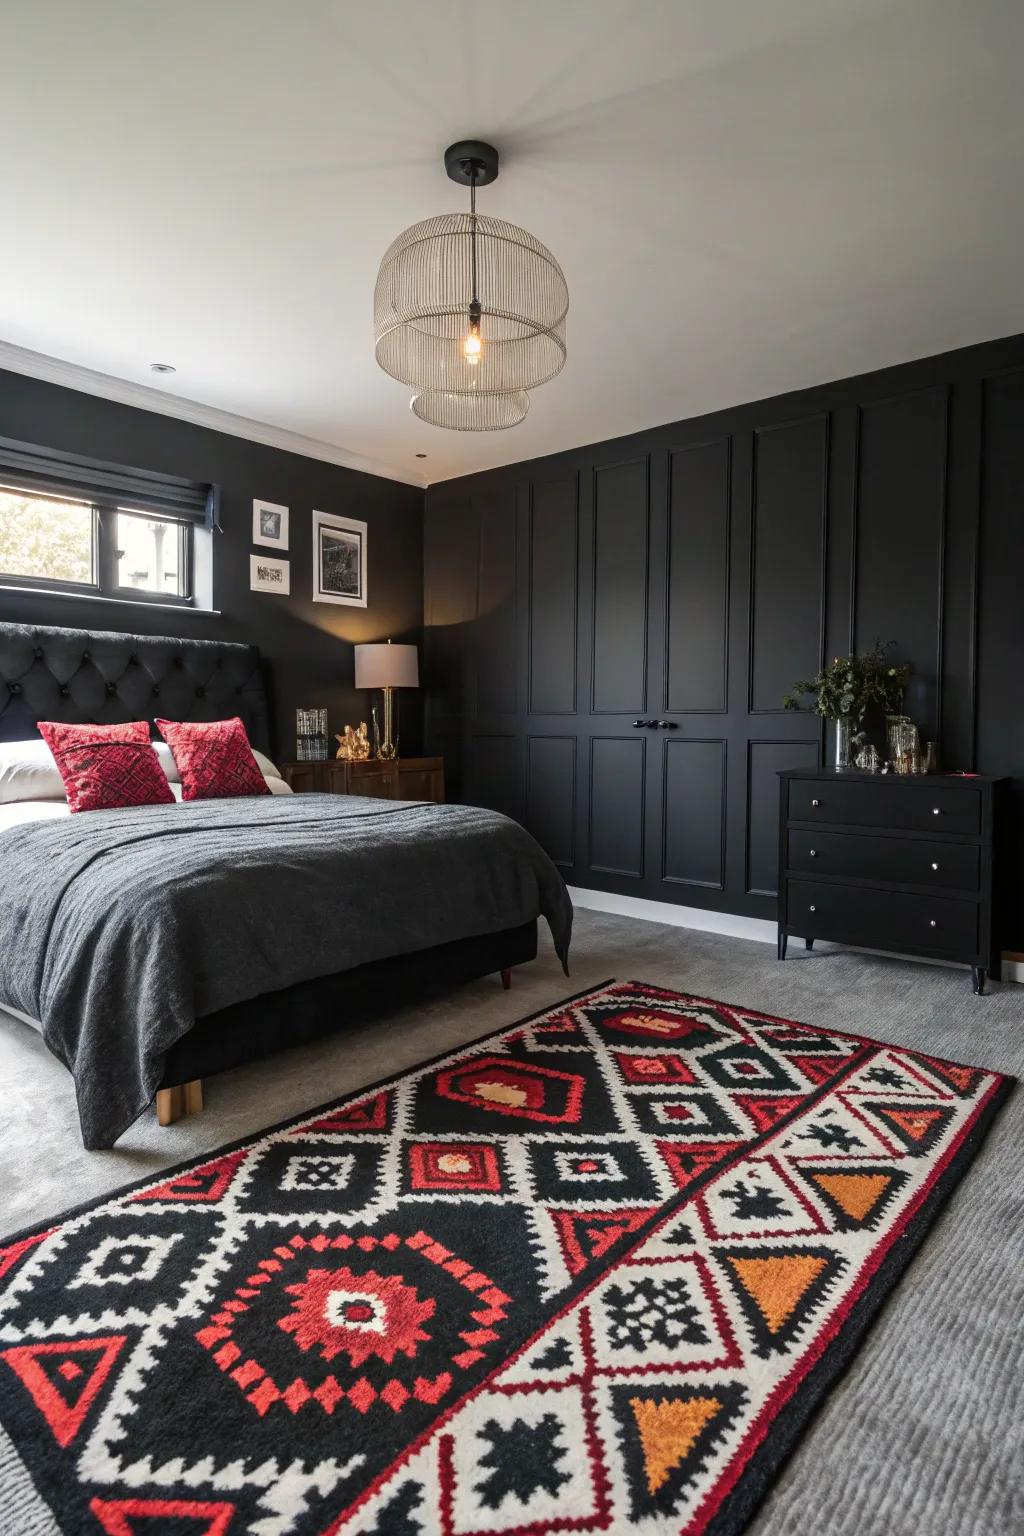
[811,798,820,808]
[809,849,817,857]
[931,862,939,871]
[929,919,937,927]
[932,807,941,815]
[809,904,816,913]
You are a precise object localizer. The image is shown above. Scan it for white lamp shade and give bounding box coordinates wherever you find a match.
[354,642,419,690]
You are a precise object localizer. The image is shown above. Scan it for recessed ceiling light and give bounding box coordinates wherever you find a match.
[149,362,176,374]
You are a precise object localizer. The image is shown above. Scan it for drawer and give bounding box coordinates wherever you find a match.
[347,768,399,798]
[398,768,441,803]
[788,830,980,893]
[789,778,981,836]
[787,879,978,959]
[282,763,322,794]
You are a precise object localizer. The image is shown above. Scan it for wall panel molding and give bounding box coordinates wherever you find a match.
[526,734,577,869]
[851,385,949,740]
[661,737,727,890]
[664,438,731,713]
[528,473,579,715]
[748,413,829,714]
[469,733,522,823]
[425,330,1024,941]
[745,738,820,896]
[588,735,646,877]
[475,485,518,716]
[589,455,650,715]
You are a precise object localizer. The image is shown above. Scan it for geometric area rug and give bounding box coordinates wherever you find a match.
[0,982,1012,1536]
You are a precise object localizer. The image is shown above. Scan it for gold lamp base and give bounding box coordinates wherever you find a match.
[376,686,398,760]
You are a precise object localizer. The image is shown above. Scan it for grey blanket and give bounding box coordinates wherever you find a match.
[0,794,572,1148]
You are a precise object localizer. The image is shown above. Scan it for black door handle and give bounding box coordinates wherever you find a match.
[632,719,658,729]
[656,720,678,729]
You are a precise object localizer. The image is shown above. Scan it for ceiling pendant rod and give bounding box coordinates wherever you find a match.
[466,166,482,365]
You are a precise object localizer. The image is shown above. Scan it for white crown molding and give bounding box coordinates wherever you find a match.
[0,339,426,490]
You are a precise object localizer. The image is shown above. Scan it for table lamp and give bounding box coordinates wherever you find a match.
[353,640,419,761]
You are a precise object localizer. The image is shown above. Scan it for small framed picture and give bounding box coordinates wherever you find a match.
[253,499,289,550]
[250,553,290,594]
[313,510,367,607]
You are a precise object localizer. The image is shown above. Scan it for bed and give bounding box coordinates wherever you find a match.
[0,620,572,1148]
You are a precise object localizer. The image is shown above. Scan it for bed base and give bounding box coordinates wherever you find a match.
[153,924,536,1126]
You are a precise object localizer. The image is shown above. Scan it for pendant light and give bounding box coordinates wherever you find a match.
[374,140,568,431]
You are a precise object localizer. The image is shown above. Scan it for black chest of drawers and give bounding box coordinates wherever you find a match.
[777,770,1006,993]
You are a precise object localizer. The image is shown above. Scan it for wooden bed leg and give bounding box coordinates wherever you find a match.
[156,1080,203,1126]
[500,967,512,991]
[156,1086,183,1126]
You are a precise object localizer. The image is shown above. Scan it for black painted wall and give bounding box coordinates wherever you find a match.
[424,332,1024,946]
[0,369,424,757]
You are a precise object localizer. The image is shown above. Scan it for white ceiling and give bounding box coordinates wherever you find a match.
[1,0,1021,487]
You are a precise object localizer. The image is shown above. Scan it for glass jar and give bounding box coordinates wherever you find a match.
[834,717,853,771]
[887,716,919,775]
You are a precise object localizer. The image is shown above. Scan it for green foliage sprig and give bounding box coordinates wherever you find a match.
[783,643,910,724]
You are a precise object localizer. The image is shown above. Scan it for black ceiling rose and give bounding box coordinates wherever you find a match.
[443,140,499,187]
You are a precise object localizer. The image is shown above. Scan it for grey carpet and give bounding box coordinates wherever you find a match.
[1,909,1021,1535]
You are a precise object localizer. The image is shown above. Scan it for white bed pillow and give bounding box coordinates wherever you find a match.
[152,741,179,782]
[167,775,291,800]
[253,749,284,781]
[155,740,282,783]
[0,739,66,803]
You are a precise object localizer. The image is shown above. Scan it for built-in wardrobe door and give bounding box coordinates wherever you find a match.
[464,480,523,823]
[521,471,582,880]
[581,452,655,888]
[645,437,733,903]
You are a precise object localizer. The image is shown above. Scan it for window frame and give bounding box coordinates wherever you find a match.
[0,484,195,607]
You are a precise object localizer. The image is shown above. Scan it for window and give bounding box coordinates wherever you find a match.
[0,487,94,587]
[0,484,193,604]
[114,510,188,598]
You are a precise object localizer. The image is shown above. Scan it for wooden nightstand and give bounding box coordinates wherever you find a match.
[279,756,445,804]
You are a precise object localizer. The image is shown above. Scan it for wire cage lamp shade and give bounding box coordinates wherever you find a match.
[410,389,530,431]
[374,141,568,431]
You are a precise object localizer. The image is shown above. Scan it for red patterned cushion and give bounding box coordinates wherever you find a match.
[156,717,270,800]
[37,720,175,814]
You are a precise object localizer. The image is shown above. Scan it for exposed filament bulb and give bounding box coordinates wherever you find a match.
[464,299,482,365]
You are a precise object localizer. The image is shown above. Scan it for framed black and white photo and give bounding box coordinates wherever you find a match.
[312,510,367,607]
[252,499,289,551]
[249,553,290,595]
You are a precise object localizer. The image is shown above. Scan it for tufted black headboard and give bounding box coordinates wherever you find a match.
[0,621,270,752]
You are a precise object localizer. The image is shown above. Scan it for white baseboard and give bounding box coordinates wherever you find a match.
[566,886,1022,983]
[566,887,776,945]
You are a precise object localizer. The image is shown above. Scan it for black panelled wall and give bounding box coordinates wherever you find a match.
[424,332,1024,946]
[0,368,423,755]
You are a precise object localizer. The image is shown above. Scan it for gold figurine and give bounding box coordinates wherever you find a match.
[335,722,371,761]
